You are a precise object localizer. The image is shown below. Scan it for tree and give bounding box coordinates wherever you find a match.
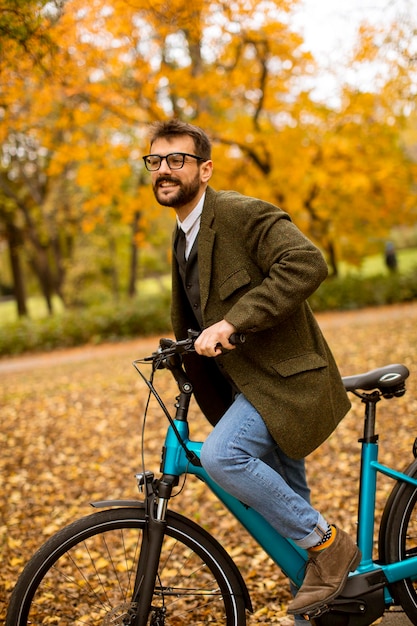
[0,0,66,315]
[0,0,416,317]
[0,195,28,315]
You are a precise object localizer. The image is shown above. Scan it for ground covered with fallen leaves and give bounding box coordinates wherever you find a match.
[1,302,417,624]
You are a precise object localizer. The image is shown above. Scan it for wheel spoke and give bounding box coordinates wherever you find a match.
[7,508,245,625]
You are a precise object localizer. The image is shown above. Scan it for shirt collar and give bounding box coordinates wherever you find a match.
[176,192,205,234]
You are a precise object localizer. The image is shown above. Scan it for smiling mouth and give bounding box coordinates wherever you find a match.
[157,177,180,189]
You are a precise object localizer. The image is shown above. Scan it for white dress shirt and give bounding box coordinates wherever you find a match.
[176,193,205,260]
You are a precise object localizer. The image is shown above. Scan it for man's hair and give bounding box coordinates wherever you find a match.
[149,119,212,160]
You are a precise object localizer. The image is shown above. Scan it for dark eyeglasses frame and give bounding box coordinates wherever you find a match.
[142,152,206,171]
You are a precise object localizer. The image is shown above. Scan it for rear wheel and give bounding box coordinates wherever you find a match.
[6,507,247,625]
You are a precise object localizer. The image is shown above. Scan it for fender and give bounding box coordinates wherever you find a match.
[91,499,144,508]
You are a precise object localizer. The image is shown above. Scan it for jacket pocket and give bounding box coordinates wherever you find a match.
[272,353,327,377]
[219,268,251,301]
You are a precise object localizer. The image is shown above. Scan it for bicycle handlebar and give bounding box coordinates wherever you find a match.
[143,329,246,363]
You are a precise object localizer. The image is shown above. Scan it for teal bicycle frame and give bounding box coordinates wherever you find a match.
[163,418,307,586]
[358,441,417,585]
[162,410,417,600]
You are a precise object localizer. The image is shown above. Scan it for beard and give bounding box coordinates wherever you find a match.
[152,173,201,208]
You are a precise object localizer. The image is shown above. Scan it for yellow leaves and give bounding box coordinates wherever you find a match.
[116,559,134,572]
[7,534,22,548]
[1,0,416,273]
[353,23,383,63]
[95,557,110,570]
[1,307,417,622]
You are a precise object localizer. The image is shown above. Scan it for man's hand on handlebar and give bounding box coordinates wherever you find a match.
[194,320,237,357]
[140,327,245,365]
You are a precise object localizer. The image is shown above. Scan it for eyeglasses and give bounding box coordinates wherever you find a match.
[142,152,206,171]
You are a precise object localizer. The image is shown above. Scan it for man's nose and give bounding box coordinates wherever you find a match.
[158,157,172,174]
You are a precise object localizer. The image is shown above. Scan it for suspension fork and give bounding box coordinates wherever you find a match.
[132,473,179,626]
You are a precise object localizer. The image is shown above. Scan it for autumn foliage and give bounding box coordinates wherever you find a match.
[0,0,417,313]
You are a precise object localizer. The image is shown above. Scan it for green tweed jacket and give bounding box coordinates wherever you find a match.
[171,187,351,459]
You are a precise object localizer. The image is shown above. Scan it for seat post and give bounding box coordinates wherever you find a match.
[356,391,381,564]
[360,391,381,444]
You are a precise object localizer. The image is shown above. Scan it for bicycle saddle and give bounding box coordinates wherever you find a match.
[342,363,409,394]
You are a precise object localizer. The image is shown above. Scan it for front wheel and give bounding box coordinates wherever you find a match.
[6,506,248,626]
[380,462,417,624]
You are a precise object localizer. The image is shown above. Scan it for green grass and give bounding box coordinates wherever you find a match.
[0,295,65,323]
[340,247,416,277]
[0,276,171,324]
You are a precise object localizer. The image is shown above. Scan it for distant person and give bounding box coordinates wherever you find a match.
[385,241,398,273]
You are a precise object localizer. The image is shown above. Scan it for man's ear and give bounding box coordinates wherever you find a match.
[200,159,213,183]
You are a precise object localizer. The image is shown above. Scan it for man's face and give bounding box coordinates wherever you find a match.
[149,136,212,217]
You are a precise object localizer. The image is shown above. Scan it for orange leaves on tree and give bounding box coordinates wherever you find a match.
[1,0,416,280]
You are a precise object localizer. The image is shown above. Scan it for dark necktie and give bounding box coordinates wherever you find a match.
[175,228,187,272]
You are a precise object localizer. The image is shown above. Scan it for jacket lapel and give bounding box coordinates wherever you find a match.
[198,187,217,317]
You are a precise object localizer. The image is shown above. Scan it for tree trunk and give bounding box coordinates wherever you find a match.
[28,247,54,314]
[326,240,339,278]
[6,220,28,317]
[109,237,120,300]
[128,211,141,298]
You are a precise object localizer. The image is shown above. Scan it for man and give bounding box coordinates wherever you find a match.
[143,119,360,620]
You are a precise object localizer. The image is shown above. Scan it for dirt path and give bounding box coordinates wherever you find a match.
[1,301,417,375]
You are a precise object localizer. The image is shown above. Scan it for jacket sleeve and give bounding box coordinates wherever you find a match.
[222,197,328,333]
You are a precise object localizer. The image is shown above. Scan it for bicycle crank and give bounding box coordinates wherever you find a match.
[306,590,386,625]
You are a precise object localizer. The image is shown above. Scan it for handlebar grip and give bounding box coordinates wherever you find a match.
[141,331,246,363]
[229,333,246,345]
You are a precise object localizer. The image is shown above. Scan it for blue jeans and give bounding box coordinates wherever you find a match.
[200,393,329,549]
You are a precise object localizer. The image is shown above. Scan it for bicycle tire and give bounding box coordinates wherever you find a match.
[6,506,248,626]
[380,463,417,625]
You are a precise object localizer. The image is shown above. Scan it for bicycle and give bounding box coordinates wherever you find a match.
[6,330,417,625]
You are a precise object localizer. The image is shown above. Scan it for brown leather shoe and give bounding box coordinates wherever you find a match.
[287,526,361,616]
